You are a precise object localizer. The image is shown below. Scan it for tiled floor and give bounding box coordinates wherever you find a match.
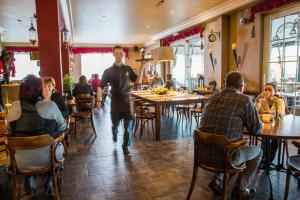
[1,98,300,200]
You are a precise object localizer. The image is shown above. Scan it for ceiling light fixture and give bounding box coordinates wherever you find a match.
[28,14,37,46]
[151,0,174,62]
[62,25,70,48]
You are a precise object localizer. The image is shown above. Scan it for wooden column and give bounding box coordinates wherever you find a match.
[61,45,70,77]
[35,0,63,92]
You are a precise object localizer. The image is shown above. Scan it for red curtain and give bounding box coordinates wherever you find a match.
[5,46,130,58]
[5,46,39,52]
[250,0,299,21]
[162,25,205,46]
[70,47,129,58]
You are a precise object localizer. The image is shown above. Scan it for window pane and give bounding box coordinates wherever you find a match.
[11,53,40,81]
[172,54,185,85]
[283,61,297,82]
[269,62,281,83]
[271,17,284,41]
[81,53,115,81]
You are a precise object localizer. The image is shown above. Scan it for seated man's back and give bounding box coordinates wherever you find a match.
[200,88,261,141]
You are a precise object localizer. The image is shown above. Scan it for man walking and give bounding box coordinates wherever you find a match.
[96,46,144,154]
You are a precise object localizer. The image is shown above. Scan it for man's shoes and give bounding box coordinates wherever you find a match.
[122,146,130,155]
[208,179,222,195]
[232,188,256,199]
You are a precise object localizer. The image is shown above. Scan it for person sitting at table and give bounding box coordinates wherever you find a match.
[42,76,69,118]
[255,83,285,163]
[199,71,263,198]
[150,71,163,87]
[7,74,66,194]
[72,75,94,97]
[165,73,175,89]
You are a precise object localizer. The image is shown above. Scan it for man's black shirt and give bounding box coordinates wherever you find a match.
[100,63,137,98]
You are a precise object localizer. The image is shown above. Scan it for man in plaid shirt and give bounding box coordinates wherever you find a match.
[199,71,263,198]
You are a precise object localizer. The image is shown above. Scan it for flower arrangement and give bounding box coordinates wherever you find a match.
[151,87,169,95]
[63,74,74,99]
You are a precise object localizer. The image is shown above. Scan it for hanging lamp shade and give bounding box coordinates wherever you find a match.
[151,46,174,62]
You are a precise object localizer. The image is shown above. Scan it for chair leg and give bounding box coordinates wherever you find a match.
[284,168,291,200]
[151,119,155,138]
[52,169,60,200]
[12,171,19,200]
[222,173,228,200]
[90,114,97,136]
[24,176,30,195]
[134,119,139,136]
[186,164,198,200]
[74,117,77,137]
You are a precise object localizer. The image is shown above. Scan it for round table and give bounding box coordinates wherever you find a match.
[259,115,300,200]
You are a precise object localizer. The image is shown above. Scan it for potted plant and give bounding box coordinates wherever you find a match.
[208,80,217,91]
[63,74,74,100]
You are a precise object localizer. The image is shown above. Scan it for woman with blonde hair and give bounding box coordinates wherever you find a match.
[42,76,69,118]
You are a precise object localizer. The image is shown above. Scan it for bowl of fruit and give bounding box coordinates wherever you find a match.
[151,87,169,95]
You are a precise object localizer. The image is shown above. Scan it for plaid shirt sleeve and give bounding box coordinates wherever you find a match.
[244,99,263,136]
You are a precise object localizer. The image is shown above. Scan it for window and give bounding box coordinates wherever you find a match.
[267,12,300,113]
[171,37,204,90]
[171,44,185,86]
[81,53,116,80]
[188,39,205,90]
[11,53,40,81]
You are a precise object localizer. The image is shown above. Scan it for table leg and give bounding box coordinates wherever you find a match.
[155,105,160,140]
[264,138,274,200]
[276,139,284,171]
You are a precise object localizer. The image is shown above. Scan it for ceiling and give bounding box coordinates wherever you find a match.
[0,0,253,45]
[70,0,229,45]
[0,0,36,43]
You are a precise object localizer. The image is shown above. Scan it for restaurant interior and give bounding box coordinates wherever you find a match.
[0,0,300,199]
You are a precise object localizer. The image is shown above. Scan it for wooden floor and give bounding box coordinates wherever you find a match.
[1,97,300,200]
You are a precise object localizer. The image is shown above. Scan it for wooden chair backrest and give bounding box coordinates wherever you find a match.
[193,130,248,169]
[75,94,94,112]
[8,134,54,150]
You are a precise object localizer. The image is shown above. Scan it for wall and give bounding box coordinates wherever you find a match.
[125,48,142,76]
[236,11,263,92]
[72,54,81,82]
[203,16,229,89]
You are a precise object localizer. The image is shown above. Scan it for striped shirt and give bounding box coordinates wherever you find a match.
[198,87,262,168]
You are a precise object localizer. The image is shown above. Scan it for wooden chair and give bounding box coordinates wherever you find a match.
[133,99,156,138]
[72,94,96,137]
[284,155,300,200]
[187,130,248,200]
[0,120,9,173]
[7,133,65,200]
[292,140,300,154]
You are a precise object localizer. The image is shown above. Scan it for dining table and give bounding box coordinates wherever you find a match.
[131,90,208,140]
[257,114,300,200]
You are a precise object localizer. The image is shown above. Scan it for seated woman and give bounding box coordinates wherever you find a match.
[255,83,285,163]
[7,74,66,168]
[165,73,175,89]
[42,76,69,118]
[150,72,164,87]
[7,75,66,193]
[72,75,94,97]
